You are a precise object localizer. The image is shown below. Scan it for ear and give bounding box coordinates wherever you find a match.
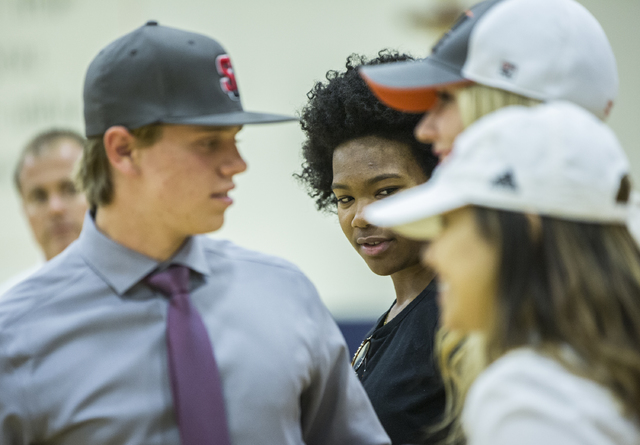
[103,126,139,177]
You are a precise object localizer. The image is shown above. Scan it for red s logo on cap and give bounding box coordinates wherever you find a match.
[216,54,240,100]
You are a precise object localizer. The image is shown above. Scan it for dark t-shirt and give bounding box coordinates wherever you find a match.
[356,281,445,444]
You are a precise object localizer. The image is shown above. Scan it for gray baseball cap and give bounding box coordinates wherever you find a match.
[83,21,296,137]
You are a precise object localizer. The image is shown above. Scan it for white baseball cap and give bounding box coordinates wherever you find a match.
[364,101,629,239]
[359,0,618,120]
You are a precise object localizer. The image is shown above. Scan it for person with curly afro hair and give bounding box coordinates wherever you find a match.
[296,51,444,445]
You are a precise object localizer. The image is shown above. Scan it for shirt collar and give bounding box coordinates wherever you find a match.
[77,212,212,295]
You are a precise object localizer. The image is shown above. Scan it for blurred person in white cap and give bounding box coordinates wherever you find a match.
[360,0,617,161]
[0,129,87,296]
[359,0,619,440]
[0,22,390,445]
[365,101,640,445]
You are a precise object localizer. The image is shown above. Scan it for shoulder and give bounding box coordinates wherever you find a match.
[0,263,43,297]
[196,237,318,300]
[467,348,568,392]
[463,348,638,445]
[466,348,608,405]
[410,283,439,320]
[0,245,92,329]
[199,236,307,276]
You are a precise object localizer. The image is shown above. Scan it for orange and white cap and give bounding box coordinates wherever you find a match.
[359,0,618,120]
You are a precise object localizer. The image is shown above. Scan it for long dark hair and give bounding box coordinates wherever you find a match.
[474,207,640,418]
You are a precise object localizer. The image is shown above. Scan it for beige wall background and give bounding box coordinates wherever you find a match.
[0,0,638,319]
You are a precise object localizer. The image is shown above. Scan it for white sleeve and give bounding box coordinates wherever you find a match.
[462,350,636,445]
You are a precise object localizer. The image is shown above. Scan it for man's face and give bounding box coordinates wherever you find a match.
[19,140,88,260]
[132,125,246,238]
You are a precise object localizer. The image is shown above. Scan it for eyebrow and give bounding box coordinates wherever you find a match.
[331,173,403,190]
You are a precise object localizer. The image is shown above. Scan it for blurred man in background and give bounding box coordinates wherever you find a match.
[0,129,87,294]
[15,129,87,260]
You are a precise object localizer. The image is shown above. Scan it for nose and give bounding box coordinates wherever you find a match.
[47,193,67,215]
[219,143,248,177]
[414,111,437,145]
[351,201,371,229]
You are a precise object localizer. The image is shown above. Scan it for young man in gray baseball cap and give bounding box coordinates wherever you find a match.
[0,22,390,445]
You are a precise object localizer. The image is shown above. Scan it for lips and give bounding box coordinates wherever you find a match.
[210,186,234,204]
[357,235,393,257]
[49,222,76,237]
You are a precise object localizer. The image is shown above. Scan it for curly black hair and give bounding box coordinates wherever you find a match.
[296,50,437,212]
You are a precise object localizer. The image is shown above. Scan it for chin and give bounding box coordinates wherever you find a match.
[363,260,398,277]
[363,254,421,277]
[186,214,225,235]
[202,220,225,234]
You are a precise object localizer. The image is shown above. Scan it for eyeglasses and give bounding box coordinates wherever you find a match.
[351,336,372,372]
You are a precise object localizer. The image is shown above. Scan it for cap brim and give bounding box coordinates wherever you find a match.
[162,110,297,126]
[364,180,468,240]
[359,58,469,113]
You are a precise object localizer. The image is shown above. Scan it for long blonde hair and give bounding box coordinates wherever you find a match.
[457,83,541,129]
[430,83,542,444]
[431,331,485,444]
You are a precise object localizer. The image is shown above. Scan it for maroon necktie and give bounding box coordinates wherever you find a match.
[147,266,231,445]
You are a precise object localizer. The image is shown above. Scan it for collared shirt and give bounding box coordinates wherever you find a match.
[0,263,43,298]
[0,213,390,445]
